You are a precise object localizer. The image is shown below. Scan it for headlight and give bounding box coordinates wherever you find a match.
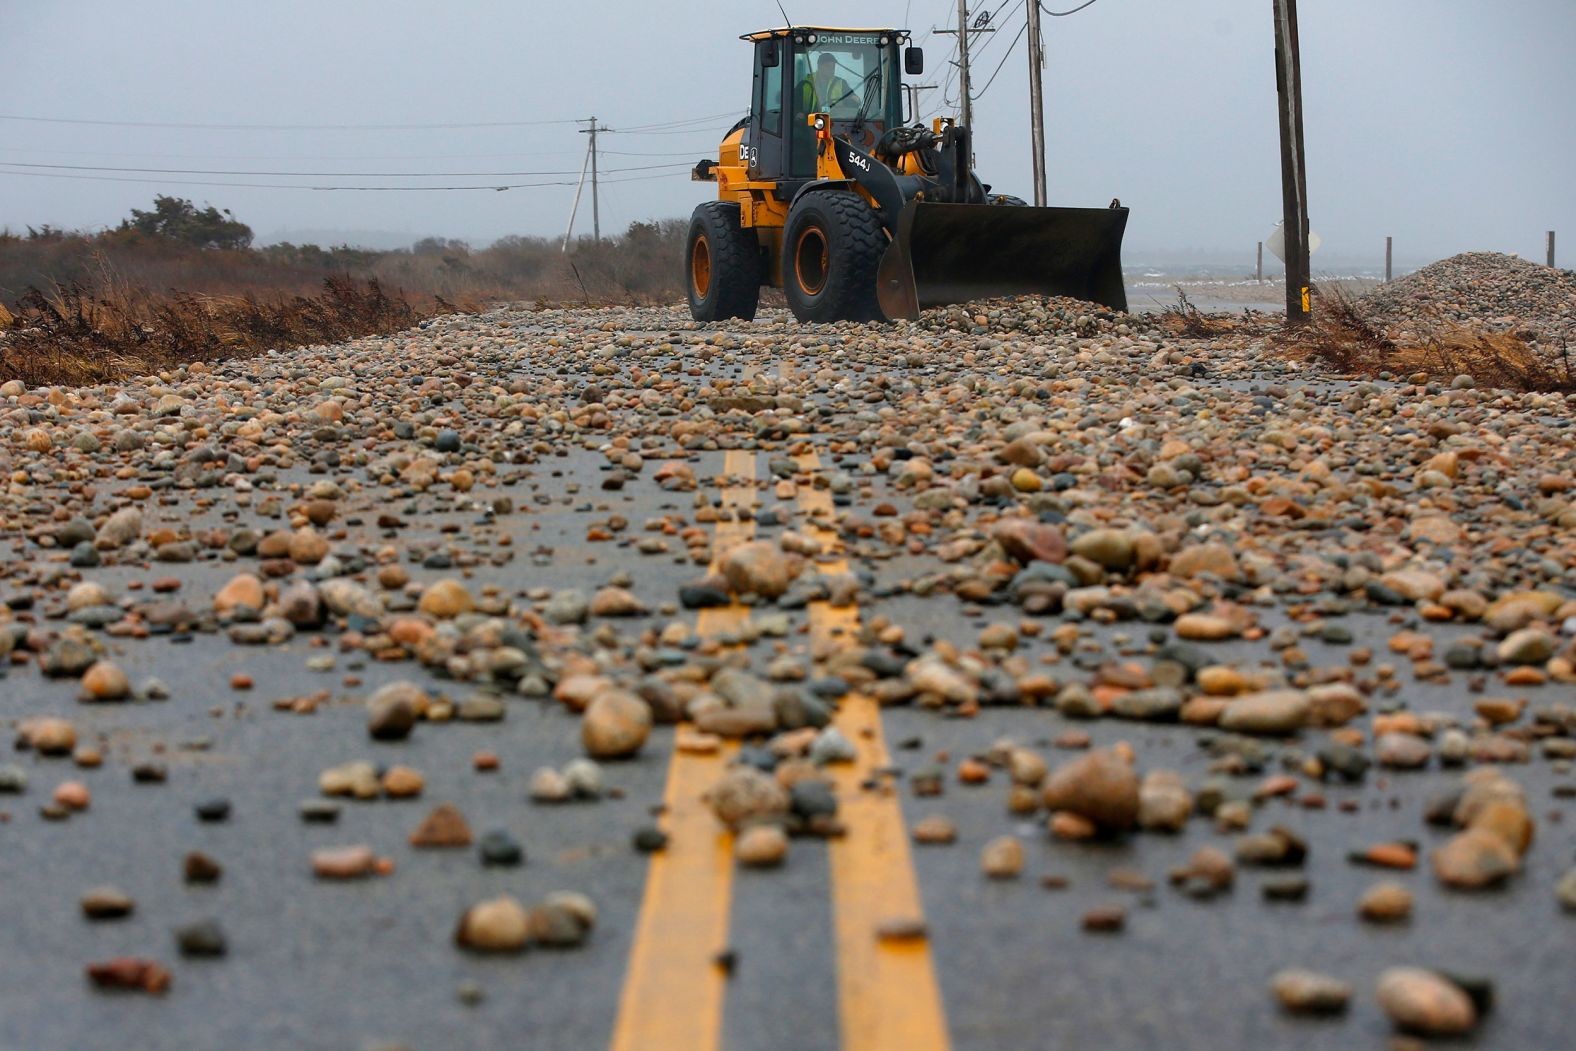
[806,33,817,44]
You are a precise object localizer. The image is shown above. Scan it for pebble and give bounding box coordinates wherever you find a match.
[79,661,131,701]
[736,825,789,867]
[1218,690,1311,735]
[311,845,378,879]
[1271,968,1352,1015]
[912,815,958,845]
[28,718,77,756]
[581,690,652,759]
[1376,967,1478,1036]
[81,887,135,919]
[1358,881,1414,923]
[409,804,472,848]
[183,852,222,883]
[175,919,228,957]
[86,957,171,994]
[454,895,529,952]
[980,836,1024,879]
[1040,748,1139,832]
[479,831,524,867]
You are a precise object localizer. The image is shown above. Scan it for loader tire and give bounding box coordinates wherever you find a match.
[783,191,886,324]
[687,201,760,322]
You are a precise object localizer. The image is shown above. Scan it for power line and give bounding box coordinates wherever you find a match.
[0,159,690,178]
[612,111,741,132]
[0,168,689,192]
[0,113,584,131]
[0,145,703,162]
[1043,0,1103,15]
[974,19,1029,97]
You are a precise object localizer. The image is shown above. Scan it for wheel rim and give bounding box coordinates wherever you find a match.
[794,227,829,296]
[691,236,712,298]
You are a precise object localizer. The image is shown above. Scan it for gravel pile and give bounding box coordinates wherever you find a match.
[1358,252,1576,345]
[909,295,1151,338]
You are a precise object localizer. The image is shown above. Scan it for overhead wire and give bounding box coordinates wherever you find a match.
[0,168,690,192]
[0,113,584,131]
[973,18,1029,98]
[0,159,692,178]
[1043,0,1103,15]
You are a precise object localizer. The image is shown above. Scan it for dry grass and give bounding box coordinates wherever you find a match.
[0,269,441,387]
[1277,287,1576,393]
[0,218,693,387]
[1154,286,1243,338]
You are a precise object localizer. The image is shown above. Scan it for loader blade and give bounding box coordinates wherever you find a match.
[876,201,1130,320]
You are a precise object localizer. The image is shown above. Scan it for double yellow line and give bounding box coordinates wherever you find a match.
[610,449,950,1051]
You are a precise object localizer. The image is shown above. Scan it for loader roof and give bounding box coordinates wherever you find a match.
[740,27,905,41]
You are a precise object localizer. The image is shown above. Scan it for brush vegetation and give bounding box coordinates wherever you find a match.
[1278,287,1575,394]
[1,197,689,386]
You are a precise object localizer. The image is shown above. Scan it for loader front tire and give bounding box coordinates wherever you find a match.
[783,191,885,324]
[687,201,759,322]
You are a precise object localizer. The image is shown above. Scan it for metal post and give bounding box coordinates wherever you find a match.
[956,0,973,133]
[1026,0,1047,206]
[1271,0,1311,325]
[1256,241,1263,283]
[1385,236,1393,283]
[589,119,600,243]
[1549,230,1557,268]
[561,139,593,252]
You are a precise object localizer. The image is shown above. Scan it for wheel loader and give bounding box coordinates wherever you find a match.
[686,25,1129,324]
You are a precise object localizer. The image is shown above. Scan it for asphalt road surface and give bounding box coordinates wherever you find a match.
[1,302,1572,1051]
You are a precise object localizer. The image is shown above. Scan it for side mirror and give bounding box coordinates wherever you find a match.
[904,47,924,75]
[761,43,779,68]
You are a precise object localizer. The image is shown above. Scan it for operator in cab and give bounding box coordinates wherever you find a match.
[798,53,854,115]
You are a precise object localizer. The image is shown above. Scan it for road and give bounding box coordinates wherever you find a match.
[0,302,1572,1050]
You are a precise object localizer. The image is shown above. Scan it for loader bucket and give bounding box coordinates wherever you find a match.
[876,201,1130,320]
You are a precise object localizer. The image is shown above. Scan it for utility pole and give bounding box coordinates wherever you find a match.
[562,135,594,252]
[1385,236,1393,283]
[934,4,992,166]
[1549,230,1557,268]
[956,0,973,133]
[1026,0,1047,206]
[905,83,939,123]
[1271,0,1310,326]
[578,117,610,242]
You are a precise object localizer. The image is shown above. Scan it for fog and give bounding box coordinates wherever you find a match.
[4,0,1572,270]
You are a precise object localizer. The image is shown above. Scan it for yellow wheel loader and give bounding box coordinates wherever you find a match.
[687,25,1129,324]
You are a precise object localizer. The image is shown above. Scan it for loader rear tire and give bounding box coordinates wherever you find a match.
[687,202,759,322]
[783,191,885,324]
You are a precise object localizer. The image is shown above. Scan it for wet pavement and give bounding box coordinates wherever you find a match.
[1,299,1573,1050]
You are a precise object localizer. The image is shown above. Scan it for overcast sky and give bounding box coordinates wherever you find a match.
[4,0,1572,270]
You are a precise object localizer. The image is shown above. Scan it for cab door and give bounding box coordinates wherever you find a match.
[748,38,786,179]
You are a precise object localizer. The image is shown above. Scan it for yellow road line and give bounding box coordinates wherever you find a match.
[795,451,952,1051]
[609,448,755,1051]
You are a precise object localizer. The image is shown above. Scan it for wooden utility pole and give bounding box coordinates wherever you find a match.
[956,0,974,132]
[578,117,610,242]
[935,4,992,166]
[1385,236,1393,283]
[1549,230,1557,268]
[1256,241,1263,283]
[1025,0,1048,206]
[1271,0,1310,325]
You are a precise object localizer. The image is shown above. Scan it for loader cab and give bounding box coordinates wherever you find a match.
[746,28,907,184]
